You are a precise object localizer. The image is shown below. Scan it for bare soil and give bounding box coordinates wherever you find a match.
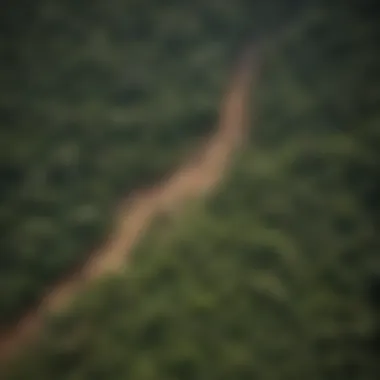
[0,46,259,367]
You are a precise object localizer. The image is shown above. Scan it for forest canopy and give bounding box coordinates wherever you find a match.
[1,0,380,379]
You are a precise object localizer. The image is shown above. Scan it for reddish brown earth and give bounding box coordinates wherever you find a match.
[0,46,259,368]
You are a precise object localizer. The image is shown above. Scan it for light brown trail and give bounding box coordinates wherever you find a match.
[0,45,259,367]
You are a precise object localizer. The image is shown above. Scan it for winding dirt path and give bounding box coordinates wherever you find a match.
[0,45,259,367]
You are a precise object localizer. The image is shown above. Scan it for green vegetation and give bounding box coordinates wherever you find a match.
[2,0,380,379]
[0,0,258,324]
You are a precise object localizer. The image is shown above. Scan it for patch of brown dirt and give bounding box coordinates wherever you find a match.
[0,45,259,368]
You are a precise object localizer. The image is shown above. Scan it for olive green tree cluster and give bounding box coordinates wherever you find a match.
[3,1,380,379]
[1,0,288,324]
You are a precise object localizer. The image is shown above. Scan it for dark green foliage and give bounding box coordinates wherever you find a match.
[0,0,249,324]
[2,1,380,379]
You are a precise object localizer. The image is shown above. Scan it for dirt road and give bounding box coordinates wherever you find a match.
[0,45,259,366]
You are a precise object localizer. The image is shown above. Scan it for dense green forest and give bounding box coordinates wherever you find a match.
[0,0,269,324]
[2,0,380,379]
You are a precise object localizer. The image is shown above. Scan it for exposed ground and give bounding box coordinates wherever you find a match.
[0,45,259,367]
